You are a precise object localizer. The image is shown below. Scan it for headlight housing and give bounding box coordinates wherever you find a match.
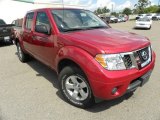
[95,54,126,70]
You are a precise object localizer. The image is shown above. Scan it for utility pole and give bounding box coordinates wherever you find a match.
[112,4,113,13]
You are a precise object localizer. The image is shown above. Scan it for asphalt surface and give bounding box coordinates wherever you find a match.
[0,21,160,120]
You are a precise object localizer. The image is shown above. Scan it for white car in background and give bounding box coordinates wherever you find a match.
[146,13,156,20]
[136,14,146,20]
[152,14,160,20]
[110,16,118,23]
[157,14,160,20]
[135,17,152,29]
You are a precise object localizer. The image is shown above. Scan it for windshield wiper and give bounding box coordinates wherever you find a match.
[62,28,86,32]
[62,26,107,32]
[85,26,108,30]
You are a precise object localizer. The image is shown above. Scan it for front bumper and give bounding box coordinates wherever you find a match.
[86,52,155,100]
[136,24,151,29]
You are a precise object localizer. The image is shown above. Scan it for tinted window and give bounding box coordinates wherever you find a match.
[35,12,51,32]
[0,19,6,25]
[25,12,34,30]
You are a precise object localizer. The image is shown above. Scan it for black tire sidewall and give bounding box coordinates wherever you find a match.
[17,43,23,61]
[17,42,28,62]
[59,66,94,108]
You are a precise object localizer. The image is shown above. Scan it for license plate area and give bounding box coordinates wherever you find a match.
[4,36,10,40]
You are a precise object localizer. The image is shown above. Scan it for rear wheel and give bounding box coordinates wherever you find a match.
[59,66,95,108]
[17,42,30,62]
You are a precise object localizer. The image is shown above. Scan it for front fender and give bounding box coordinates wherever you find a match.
[55,46,95,72]
[55,46,104,89]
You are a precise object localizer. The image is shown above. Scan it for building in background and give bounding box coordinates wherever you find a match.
[13,0,84,9]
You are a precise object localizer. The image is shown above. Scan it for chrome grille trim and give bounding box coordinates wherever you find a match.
[120,46,152,70]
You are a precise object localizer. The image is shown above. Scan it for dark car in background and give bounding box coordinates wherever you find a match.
[0,19,14,45]
[100,16,110,23]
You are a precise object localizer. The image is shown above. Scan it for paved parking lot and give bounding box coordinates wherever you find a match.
[0,21,160,120]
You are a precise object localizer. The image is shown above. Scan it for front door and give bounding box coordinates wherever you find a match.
[31,11,56,66]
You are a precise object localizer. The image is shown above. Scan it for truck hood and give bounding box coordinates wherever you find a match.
[62,28,150,56]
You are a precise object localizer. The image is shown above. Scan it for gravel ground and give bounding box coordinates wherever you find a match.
[0,21,160,120]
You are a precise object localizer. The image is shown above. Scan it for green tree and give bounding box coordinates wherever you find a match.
[102,7,110,13]
[157,7,160,13]
[144,5,159,13]
[122,8,132,15]
[134,0,151,14]
[111,12,118,17]
[94,6,110,15]
[133,8,139,14]
[97,8,102,14]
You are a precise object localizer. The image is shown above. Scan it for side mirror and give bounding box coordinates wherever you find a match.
[35,25,51,35]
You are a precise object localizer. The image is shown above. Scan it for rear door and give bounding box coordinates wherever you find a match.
[22,12,35,54]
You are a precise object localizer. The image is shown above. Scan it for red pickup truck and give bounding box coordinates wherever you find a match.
[14,8,155,108]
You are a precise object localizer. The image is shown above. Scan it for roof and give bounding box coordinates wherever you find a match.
[27,7,85,13]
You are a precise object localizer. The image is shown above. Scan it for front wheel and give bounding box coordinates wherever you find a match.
[59,66,95,108]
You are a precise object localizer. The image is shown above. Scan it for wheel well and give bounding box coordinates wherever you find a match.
[58,59,82,73]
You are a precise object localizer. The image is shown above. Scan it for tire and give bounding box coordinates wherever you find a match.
[148,25,151,30]
[58,66,95,108]
[17,42,30,62]
[9,39,13,45]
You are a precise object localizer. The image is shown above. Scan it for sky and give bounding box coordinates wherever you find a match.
[0,0,159,23]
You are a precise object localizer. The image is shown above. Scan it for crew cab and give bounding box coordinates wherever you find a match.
[0,19,14,44]
[14,8,155,108]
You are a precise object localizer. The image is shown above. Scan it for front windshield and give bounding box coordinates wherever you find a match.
[51,9,109,32]
[0,19,6,25]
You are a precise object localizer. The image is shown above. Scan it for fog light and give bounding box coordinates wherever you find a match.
[112,87,118,94]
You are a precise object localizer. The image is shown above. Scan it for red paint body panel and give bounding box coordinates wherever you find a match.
[16,8,156,100]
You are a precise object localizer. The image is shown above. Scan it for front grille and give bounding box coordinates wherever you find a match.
[123,55,132,68]
[136,46,151,68]
[121,46,152,70]
[137,47,149,63]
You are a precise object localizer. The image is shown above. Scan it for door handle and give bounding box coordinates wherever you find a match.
[32,36,36,40]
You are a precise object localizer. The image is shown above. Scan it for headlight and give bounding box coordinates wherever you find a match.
[95,54,126,70]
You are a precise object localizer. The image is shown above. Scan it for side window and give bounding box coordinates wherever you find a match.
[25,12,34,30]
[35,12,51,32]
